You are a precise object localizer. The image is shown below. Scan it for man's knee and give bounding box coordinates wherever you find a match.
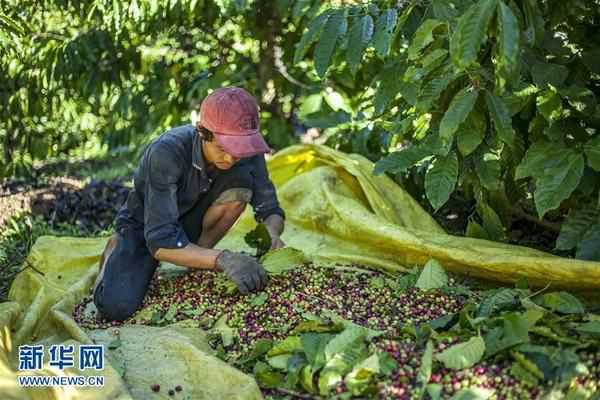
[94,294,140,322]
[213,188,252,207]
[213,200,247,224]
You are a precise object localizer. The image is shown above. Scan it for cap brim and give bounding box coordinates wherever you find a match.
[214,132,272,158]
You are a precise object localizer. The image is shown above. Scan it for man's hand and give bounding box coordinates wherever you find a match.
[263,214,286,250]
[215,250,267,294]
[270,235,286,250]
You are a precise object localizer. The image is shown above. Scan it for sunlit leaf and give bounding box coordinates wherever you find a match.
[450,0,498,70]
[425,151,458,211]
[440,87,478,145]
[436,336,486,370]
[347,14,374,74]
[415,259,448,290]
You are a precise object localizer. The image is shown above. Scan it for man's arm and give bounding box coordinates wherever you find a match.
[250,155,286,248]
[142,143,221,270]
[155,244,221,270]
[263,214,285,249]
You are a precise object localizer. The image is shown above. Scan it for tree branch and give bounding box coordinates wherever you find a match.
[511,206,562,233]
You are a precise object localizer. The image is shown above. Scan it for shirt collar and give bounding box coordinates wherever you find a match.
[192,128,208,179]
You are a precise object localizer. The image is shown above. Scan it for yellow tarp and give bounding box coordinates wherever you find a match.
[2,144,600,399]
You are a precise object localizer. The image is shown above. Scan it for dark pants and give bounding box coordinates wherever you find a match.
[93,166,253,322]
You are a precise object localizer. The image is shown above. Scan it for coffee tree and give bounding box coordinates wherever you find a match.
[0,0,324,176]
[1,0,599,259]
[291,0,600,260]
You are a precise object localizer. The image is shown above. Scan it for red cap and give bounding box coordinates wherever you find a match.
[199,87,272,158]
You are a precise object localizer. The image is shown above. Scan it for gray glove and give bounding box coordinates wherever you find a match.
[215,250,267,294]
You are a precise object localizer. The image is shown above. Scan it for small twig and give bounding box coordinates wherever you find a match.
[511,206,562,233]
[297,291,329,305]
[272,387,320,400]
[524,282,551,300]
[21,259,45,276]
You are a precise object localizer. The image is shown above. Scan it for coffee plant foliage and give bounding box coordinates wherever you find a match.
[1,0,599,259]
[292,0,600,260]
[0,0,327,176]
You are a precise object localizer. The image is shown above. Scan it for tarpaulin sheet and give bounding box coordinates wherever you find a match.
[2,144,600,399]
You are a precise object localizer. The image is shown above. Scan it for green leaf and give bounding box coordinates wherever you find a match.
[416,340,433,397]
[522,0,544,46]
[238,339,273,364]
[347,14,374,73]
[449,387,494,400]
[373,9,398,58]
[250,293,268,307]
[374,145,431,175]
[484,312,530,357]
[425,151,458,211]
[294,10,332,64]
[515,141,585,217]
[254,361,285,389]
[415,259,448,290]
[531,62,569,88]
[457,110,486,156]
[245,223,272,257]
[319,342,368,395]
[533,152,585,218]
[267,354,292,370]
[534,292,585,314]
[302,332,333,369]
[260,247,307,274]
[477,201,506,241]
[495,2,520,90]
[450,0,498,70]
[475,152,501,191]
[485,91,515,147]
[466,219,489,239]
[577,224,600,261]
[575,321,600,338]
[284,353,306,389]
[515,141,555,179]
[537,89,563,123]
[408,19,445,60]
[435,336,486,370]
[511,351,544,383]
[478,288,520,317]
[324,325,367,361]
[213,315,238,347]
[427,384,443,400]
[163,303,178,322]
[378,351,398,375]
[268,335,303,357]
[300,365,316,393]
[421,49,448,72]
[555,207,599,251]
[298,93,323,119]
[584,135,600,171]
[417,65,457,113]
[440,87,479,145]
[314,8,347,78]
[518,345,588,384]
[302,109,351,129]
[293,319,343,335]
[530,326,580,345]
[432,0,458,21]
[374,62,403,115]
[345,353,381,395]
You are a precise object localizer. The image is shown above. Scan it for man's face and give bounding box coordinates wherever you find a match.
[199,132,239,170]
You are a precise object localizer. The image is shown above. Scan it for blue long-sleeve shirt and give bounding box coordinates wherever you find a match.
[114,124,285,255]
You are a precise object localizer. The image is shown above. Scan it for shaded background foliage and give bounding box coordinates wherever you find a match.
[1,0,599,260]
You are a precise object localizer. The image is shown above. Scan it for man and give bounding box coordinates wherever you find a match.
[93,87,286,322]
